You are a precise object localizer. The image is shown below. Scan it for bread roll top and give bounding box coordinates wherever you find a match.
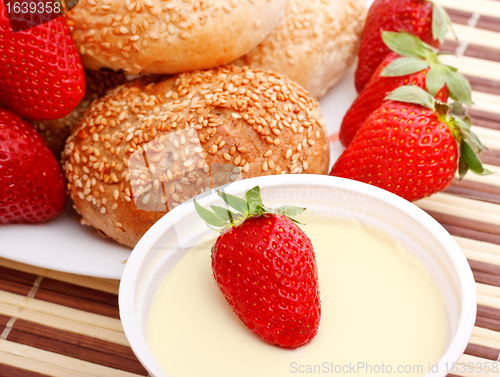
[234,0,366,98]
[63,66,329,247]
[66,0,289,75]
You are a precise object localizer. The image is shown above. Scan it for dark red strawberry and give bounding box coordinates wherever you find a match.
[355,0,452,92]
[0,108,68,223]
[340,32,471,147]
[0,3,85,120]
[332,86,488,202]
[195,186,321,349]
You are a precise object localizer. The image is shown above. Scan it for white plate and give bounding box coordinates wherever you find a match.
[0,67,357,279]
[0,202,131,278]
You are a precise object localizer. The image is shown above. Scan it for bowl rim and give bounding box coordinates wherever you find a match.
[119,174,477,377]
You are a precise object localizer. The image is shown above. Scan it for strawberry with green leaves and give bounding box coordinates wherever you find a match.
[355,0,452,92]
[0,3,85,120]
[332,86,489,202]
[340,32,471,147]
[195,186,321,349]
[0,108,68,223]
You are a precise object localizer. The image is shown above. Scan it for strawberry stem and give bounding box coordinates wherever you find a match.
[194,186,306,232]
[386,85,491,180]
[380,31,472,106]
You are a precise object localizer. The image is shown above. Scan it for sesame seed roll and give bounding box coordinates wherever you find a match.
[233,0,366,98]
[62,66,330,247]
[65,0,290,75]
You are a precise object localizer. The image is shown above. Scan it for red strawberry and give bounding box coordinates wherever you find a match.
[195,187,321,349]
[355,0,452,92]
[0,3,85,120]
[0,108,68,223]
[340,32,471,147]
[332,86,488,202]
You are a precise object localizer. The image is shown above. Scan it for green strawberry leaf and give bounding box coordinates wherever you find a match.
[380,57,430,77]
[448,101,468,118]
[261,205,276,214]
[244,186,263,214]
[460,139,492,176]
[453,116,485,154]
[195,186,308,233]
[430,1,456,44]
[426,64,447,97]
[445,70,473,106]
[218,191,249,215]
[194,199,227,228]
[275,205,306,218]
[463,131,485,154]
[463,115,473,127]
[211,205,240,224]
[381,31,435,59]
[385,85,435,109]
[441,101,490,179]
[458,155,469,180]
[445,101,489,178]
[286,217,302,225]
[437,51,456,56]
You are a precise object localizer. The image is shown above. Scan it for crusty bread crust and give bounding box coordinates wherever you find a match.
[66,0,289,75]
[234,0,366,98]
[62,66,329,248]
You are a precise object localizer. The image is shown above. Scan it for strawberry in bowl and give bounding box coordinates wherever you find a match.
[119,175,476,377]
[194,186,321,349]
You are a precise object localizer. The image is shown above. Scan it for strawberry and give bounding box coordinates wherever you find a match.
[0,108,68,223]
[355,0,452,92]
[340,32,472,147]
[195,186,321,349]
[331,86,489,202]
[0,3,85,120]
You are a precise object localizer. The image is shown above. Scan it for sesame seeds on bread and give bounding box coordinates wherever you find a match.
[62,66,329,247]
[233,0,366,98]
[66,0,290,75]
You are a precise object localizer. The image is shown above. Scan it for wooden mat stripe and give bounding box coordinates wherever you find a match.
[0,2,499,377]
[423,5,500,375]
[0,252,149,376]
[0,261,148,376]
[0,266,119,318]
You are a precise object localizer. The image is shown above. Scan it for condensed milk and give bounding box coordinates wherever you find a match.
[146,216,449,377]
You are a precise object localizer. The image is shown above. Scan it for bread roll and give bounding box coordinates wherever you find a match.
[33,70,127,158]
[66,0,289,75]
[233,0,366,98]
[63,66,329,248]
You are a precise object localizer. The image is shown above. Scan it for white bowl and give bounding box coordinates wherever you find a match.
[119,175,476,377]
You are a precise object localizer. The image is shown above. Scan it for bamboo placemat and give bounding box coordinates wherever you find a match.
[1,1,500,376]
